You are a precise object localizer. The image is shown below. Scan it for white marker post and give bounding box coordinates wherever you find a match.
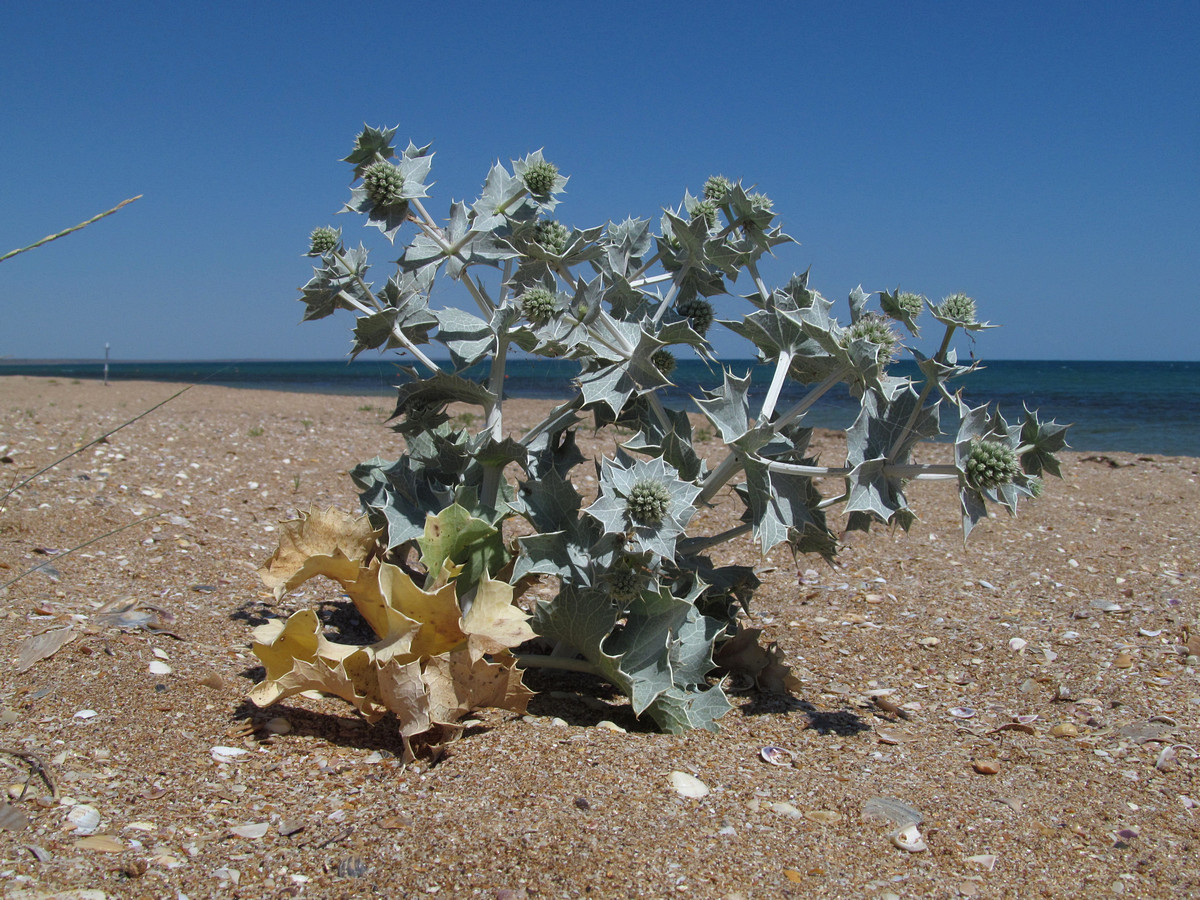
[104,343,110,386]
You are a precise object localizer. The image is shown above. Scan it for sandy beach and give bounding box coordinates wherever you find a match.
[1,375,1197,899]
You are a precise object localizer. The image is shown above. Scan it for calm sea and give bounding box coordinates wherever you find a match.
[2,358,1197,457]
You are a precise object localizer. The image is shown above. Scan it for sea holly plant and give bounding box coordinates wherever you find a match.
[248,124,1069,740]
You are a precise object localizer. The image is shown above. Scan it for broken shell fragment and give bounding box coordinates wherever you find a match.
[949,707,976,719]
[1050,722,1079,738]
[891,823,928,852]
[760,746,795,767]
[669,771,709,799]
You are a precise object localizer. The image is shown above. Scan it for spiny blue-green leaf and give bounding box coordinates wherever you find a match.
[390,372,496,429]
[848,285,870,324]
[350,275,437,359]
[435,307,495,370]
[846,384,940,468]
[297,244,372,322]
[533,584,622,671]
[1019,407,1070,478]
[737,456,833,556]
[343,124,397,180]
[643,684,731,734]
[879,286,923,335]
[696,368,753,443]
[621,405,707,483]
[523,416,586,480]
[597,217,653,279]
[471,162,524,233]
[515,468,582,533]
[352,455,447,548]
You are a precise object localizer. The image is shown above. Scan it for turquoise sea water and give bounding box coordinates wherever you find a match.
[2,358,1198,457]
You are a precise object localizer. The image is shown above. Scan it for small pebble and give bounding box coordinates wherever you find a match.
[973,759,1001,775]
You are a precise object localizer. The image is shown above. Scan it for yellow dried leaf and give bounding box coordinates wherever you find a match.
[377,563,466,659]
[257,507,379,599]
[424,650,532,727]
[376,657,432,737]
[249,554,533,744]
[461,576,536,660]
[248,609,358,706]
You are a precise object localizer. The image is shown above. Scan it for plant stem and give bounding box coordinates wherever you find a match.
[760,459,960,480]
[1,196,142,264]
[513,654,601,676]
[773,366,849,430]
[628,272,673,289]
[696,450,746,507]
[334,288,440,375]
[746,260,772,304]
[886,323,957,461]
[627,251,662,283]
[677,522,752,555]
[694,366,850,508]
[479,335,509,511]
[758,351,793,422]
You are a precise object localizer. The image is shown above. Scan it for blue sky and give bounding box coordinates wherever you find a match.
[2,1,1196,362]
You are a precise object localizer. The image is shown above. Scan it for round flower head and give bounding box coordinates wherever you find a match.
[676,297,714,336]
[522,160,559,197]
[896,292,924,320]
[964,439,1021,490]
[651,349,677,378]
[691,199,718,228]
[308,226,340,256]
[362,161,406,208]
[606,563,643,603]
[936,293,977,326]
[520,287,558,324]
[586,455,701,559]
[845,313,899,362]
[704,175,733,202]
[627,479,671,526]
[534,220,569,255]
[747,192,773,212]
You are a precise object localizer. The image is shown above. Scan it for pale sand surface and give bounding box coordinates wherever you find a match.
[1,375,1198,898]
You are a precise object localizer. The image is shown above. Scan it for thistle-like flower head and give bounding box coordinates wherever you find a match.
[936,292,977,326]
[520,287,558,324]
[747,191,773,212]
[896,292,924,320]
[522,160,559,197]
[586,455,701,559]
[964,439,1021,490]
[627,479,671,525]
[651,349,677,378]
[606,564,643,602]
[534,220,569,255]
[704,175,733,202]
[691,198,719,228]
[307,226,340,256]
[676,297,714,336]
[363,161,406,208]
[844,313,899,363]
